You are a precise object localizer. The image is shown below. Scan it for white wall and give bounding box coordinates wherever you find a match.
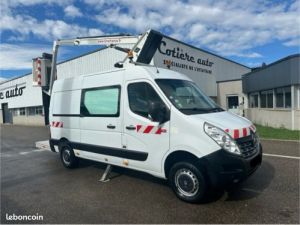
[0,74,43,109]
[13,115,45,126]
[245,108,300,130]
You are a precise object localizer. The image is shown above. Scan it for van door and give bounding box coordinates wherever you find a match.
[79,73,123,162]
[123,80,170,173]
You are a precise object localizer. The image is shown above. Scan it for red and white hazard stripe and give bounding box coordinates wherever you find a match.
[249,124,256,133]
[225,125,256,139]
[51,121,63,128]
[136,125,167,135]
[36,58,42,86]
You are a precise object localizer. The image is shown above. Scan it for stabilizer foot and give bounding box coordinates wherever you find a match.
[99,164,112,183]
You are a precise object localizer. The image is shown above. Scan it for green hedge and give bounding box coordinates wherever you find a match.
[255,124,300,141]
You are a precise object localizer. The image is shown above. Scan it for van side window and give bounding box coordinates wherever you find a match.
[81,86,120,117]
[128,82,164,119]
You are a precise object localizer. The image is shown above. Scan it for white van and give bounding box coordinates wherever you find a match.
[49,64,262,203]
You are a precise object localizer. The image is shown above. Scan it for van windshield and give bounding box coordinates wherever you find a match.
[155,79,224,115]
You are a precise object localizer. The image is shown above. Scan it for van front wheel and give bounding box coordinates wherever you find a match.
[169,162,207,203]
[59,142,79,169]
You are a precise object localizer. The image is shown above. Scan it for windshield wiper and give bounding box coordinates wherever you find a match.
[181,107,224,112]
[207,107,224,112]
[181,107,208,111]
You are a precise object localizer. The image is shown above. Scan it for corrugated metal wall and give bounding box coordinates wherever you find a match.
[57,46,133,79]
[243,55,300,93]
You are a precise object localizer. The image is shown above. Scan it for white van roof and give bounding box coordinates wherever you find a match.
[53,65,192,92]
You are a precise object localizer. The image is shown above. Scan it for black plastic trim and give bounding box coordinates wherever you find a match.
[49,139,59,152]
[200,144,263,188]
[52,114,81,117]
[50,139,148,161]
[136,30,163,64]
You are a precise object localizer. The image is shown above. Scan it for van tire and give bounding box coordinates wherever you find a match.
[168,161,207,203]
[59,142,79,169]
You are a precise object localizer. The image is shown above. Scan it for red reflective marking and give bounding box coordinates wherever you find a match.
[60,122,63,128]
[156,127,162,134]
[143,125,154,133]
[136,125,142,132]
[37,74,41,78]
[233,129,239,139]
[243,128,247,137]
[225,129,229,133]
[37,67,41,71]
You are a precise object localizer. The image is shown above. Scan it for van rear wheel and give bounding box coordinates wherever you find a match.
[168,161,207,203]
[59,142,79,169]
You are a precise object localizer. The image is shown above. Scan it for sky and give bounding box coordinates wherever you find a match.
[0,0,299,81]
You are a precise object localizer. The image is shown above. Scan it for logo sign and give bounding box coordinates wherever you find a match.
[152,37,217,96]
[154,38,214,75]
[0,85,26,100]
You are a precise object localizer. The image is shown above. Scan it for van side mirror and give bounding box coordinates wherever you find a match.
[149,101,170,124]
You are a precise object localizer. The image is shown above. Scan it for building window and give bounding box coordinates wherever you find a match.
[260,90,273,108]
[27,107,36,116]
[275,88,284,107]
[12,108,19,116]
[275,87,291,108]
[285,87,291,108]
[19,108,26,116]
[249,93,259,108]
[27,106,44,116]
[227,96,239,109]
[36,106,43,115]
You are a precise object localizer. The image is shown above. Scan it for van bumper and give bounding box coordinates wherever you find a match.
[49,139,59,152]
[201,144,263,188]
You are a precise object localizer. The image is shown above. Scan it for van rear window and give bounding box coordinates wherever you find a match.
[81,86,120,117]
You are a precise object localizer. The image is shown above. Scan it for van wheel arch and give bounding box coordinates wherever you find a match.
[58,138,70,150]
[164,151,203,178]
[59,137,69,143]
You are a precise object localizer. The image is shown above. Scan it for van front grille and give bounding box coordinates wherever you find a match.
[236,133,258,158]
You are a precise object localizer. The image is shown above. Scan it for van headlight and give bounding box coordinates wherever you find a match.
[204,122,241,155]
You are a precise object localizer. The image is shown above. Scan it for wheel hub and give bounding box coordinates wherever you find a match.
[175,168,199,197]
[62,149,71,165]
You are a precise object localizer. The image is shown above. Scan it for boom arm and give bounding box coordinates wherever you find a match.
[48,32,149,95]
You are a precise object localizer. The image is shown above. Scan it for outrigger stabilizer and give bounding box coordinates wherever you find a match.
[99,164,113,183]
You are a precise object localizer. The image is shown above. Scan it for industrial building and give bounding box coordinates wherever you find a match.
[0,30,299,130]
[243,54,300,130]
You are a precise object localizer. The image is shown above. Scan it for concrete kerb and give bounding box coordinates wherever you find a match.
[260,138,300,143]
[35,140,51,151]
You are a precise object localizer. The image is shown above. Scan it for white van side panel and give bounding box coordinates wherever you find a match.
[50,89,81,142]
[82,70,124,89]
[80,71,123,149]
[74,150,164,178]
[52,90,81,115]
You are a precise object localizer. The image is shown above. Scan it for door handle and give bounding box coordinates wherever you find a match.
[107,124,116,129]
[126,125,136,130]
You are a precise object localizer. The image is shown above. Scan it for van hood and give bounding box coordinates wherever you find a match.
[191,111,256,139]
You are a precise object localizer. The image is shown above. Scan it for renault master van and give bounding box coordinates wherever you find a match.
[49,65,262,203]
